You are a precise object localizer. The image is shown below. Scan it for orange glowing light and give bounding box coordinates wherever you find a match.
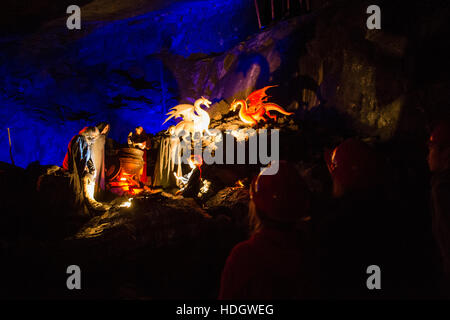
[132,188,144,195]
[109,171,141,195]
[330,148,338,172]
[233,179,245,190]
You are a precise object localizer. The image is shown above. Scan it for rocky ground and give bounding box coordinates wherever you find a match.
[0,114,335,298]
[0,156,258,299]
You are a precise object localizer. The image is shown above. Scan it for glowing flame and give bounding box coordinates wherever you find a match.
[120,198,133,208]
[200,179,211,193]
[109,171,144,196]
[197,179,211,198]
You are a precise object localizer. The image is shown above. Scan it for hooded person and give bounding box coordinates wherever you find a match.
[153,126,182,189]
[219,160,316,300]
[179,154,203,198]
[62,126,107,213]
[428,120,450,294]
[319,138,418,298]
[91,122,110,200]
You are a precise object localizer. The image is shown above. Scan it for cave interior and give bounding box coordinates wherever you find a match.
[1,0,450,299]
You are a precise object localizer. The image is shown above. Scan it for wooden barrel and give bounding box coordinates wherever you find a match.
[118,147,144,159]
[106,156,121,181]
[106,148,144,180]
[105,149,120,180]
[119,157,144,176]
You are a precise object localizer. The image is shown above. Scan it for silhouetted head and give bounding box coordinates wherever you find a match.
[428,120,450,173]
[324,138,386,198]
[249,161,311,233]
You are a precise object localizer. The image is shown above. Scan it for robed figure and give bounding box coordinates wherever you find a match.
[153,126,182,189]
[62,126,99,212]
[91,122,110,200]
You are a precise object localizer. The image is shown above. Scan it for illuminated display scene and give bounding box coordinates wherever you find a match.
[1,0,450,304]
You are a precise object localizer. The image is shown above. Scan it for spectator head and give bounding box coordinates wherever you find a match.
[428,120,450,173]
[249,160,311,233]
[324,138,385,198]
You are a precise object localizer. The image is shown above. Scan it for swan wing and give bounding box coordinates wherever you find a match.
[162,104,195,124]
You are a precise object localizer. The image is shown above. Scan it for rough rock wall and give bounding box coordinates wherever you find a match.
[0,0,258,167]
[162,0,450,142]
[2,0,450,167]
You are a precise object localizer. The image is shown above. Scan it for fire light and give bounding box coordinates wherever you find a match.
[235,180,244,188]
[120,198,133,208]
[132,188,144,195]
[109,171,144,196]
[200,179,211,194]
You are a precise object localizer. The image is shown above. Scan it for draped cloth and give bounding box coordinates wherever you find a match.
[62,134,94,212]
[91,134,106,199]
[141,149,148,184]
[152,135,182,189]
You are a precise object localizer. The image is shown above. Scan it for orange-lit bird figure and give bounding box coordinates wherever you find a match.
[229,86,293,126]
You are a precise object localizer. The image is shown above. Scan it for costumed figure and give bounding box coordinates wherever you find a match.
[152,126,182,189]
[91,122,110,200]
[174,154,203,197]
[62,126,108,212]
[128,126,150,184]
